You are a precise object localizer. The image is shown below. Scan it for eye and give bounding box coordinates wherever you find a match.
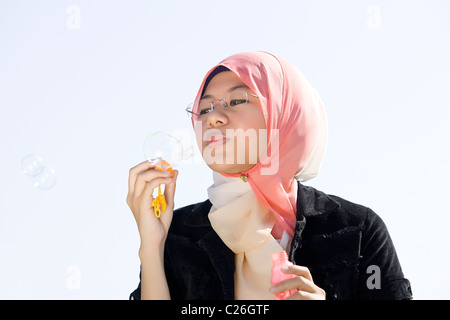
[199,108,212,116]
[229,99,247,107]
[198,100,212,116]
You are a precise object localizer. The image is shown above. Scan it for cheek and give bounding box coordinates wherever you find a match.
[232,122,267,163]
[250,104,267,132]
[248,110,268,161]
[239,106,266,131]
[245,110,267,145]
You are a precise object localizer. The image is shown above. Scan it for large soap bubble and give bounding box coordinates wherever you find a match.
[143,131,187,169]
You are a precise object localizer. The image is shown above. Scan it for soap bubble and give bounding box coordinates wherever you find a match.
[169,128,197,164]
[33,167,57,190]
[21,154,45,177]
[182,145,195,161]
[143,131,197,170]
[143,131,185,167]
[21,154,57,190]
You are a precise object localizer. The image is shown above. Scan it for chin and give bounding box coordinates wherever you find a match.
[206,163,255,174]
[201,144,259,174]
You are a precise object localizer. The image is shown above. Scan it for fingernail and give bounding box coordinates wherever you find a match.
[270,286,276,293]
[281,266,289,272]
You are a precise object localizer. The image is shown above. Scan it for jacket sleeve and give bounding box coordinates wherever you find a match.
[129,267,141,300]
[357,208,413,299]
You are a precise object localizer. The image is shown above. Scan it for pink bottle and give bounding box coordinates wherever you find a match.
[271,251,298,300]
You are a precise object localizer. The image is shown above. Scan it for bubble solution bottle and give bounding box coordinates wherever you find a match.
[271,251,298,300]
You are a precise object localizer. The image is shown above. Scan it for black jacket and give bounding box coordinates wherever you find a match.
[130,182,412,300]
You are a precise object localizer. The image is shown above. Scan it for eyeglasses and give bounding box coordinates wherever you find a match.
[185,91,259,120]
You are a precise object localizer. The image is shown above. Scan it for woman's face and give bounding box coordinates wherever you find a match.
[195,71,267,174]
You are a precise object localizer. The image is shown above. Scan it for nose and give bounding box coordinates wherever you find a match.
[205,105,228,128]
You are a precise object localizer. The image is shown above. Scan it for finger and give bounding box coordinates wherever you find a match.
[136,177,174,217]
[284,290,316,301]
[128,161,155,194]
[271,276,316,295]
[284,285,326,300]
[282,265,313,282]
[164,170,178,208]
[134,169,172,198]
[139,176,173,200]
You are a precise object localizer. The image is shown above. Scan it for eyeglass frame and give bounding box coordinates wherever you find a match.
[185,91,259,119]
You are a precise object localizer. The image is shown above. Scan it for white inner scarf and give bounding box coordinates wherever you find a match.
[207,171,287,300]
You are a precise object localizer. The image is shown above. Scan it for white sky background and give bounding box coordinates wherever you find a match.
[0,0,449,299]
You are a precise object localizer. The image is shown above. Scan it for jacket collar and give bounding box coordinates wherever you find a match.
[297,183,341,219]
[184,181,341,227]
[184,199,213,227]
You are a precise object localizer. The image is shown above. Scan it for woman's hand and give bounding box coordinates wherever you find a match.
[127,160,178,252]
[270,265,326,300]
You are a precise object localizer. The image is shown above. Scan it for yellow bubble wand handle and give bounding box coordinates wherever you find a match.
[151,160,173,218]
[152,185,166,218]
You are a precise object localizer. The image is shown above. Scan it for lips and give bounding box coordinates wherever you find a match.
[209,135,223,143]
[204,130,228,147]
[208,137,228,147]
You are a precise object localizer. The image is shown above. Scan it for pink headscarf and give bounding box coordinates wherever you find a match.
[191,51,328,238]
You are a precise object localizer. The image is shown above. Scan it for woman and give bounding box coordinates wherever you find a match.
[127,51,412,300]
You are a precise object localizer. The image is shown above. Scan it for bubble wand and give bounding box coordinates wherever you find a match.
[143,131,192,218]
[150,159,173,218]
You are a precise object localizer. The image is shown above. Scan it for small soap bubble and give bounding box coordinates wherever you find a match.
[21,154,45,177]
[143,131,185,167]
[32,167,57,190]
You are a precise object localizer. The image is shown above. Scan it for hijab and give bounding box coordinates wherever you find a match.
[191,51,328,239]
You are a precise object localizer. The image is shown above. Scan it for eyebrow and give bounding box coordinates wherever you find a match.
[201,84,250,100]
